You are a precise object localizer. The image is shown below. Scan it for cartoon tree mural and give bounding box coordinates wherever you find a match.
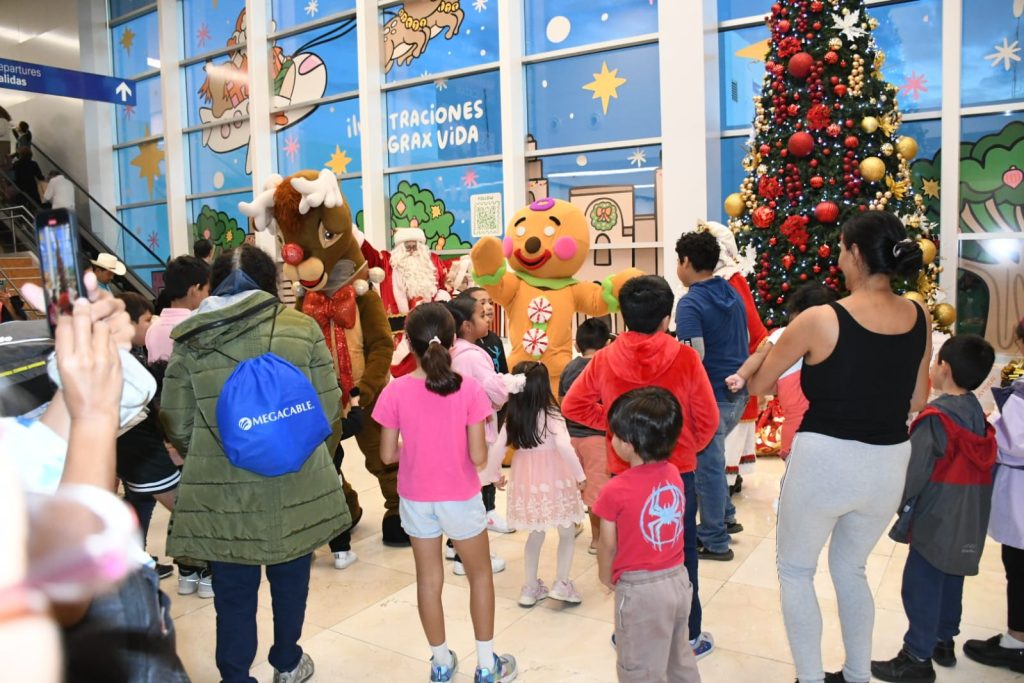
[194,205,246,257]
[726,0,946,328]
[911,120,1024,351]
[357,181,472,251]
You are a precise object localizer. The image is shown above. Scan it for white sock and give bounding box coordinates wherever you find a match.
[430,643,452,668]
[555,524,576,582]
[476,639,494,670]
[1000,633,1024,649]
[524,530,545,585]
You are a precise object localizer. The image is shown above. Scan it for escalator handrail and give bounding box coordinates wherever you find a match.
[29,141,167,267]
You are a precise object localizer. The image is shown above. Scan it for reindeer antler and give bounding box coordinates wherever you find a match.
[290,169,344,215]
[238,174,284,233]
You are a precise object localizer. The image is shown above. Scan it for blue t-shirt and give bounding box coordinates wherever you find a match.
[675,277,748,401]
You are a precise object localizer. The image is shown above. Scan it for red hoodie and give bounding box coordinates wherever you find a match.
[561,331,719,475]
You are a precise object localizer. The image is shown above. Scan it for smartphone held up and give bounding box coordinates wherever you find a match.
[35,208,84,334]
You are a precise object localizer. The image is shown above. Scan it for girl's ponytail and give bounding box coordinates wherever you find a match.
[405,303,462,396]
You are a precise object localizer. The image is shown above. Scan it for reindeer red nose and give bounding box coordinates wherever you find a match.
[282,243,305,266]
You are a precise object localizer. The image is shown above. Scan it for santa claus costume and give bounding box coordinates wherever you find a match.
[705,221,768,489]
[360,227,452,376]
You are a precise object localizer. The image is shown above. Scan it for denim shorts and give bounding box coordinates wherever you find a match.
[400,493,487,540]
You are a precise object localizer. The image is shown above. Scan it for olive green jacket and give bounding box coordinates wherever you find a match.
[161,290,349,565]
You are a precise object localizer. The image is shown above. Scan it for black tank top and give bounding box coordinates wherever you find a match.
[799,301,927,445]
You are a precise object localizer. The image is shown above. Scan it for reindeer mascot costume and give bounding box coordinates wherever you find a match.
[240,170,409,547]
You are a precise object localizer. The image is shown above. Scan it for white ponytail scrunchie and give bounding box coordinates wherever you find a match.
[503,374,528,395]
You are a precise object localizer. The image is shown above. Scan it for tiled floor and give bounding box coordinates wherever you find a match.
[151,456,1020,683]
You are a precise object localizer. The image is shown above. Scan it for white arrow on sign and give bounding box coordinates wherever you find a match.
[115,81,132,102]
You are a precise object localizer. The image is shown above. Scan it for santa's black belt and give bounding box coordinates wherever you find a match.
[388,315,407,333]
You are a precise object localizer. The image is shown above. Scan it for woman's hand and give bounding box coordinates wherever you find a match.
[21,272,132,349]
[577,479,587,491]
[725,374,746,393]
[54,299,122,428]
[494,474,507,490]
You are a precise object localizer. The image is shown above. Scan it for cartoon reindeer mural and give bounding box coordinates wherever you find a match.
[239,170,410,547]
[382,0,465,73]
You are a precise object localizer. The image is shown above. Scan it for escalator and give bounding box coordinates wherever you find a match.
[0,142,167,298]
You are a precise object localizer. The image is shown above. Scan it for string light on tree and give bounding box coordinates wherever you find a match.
[725,0,947,329]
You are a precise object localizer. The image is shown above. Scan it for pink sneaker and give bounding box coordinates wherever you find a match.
[518,579,549,607]
[548,579,582,604]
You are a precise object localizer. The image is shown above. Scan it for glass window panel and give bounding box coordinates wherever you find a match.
[112,12,160,80]
[719,25,769,131]
[111,0,155,20]
[272,0,355,31]
[383,162,503,251]
[182,51,250,129]
[961,0,1024,106]
[181,0,246,61]
[116,75,163,142]
[956,238,1024,355]
[275,97,362,177]
[382,1,499,83]
[188,192,253,252]
[186,129,251,195]
[871,0,942,113]
[717,0,773,22]
[526,43,661,150]
[524,0,658,54]
[713,135,750,225]
[341,177,363,222]
[956,114,1024,235]
[116,142,167,204]
[118,203,170,284]
[271,18,359,103]
[385,70,501,168]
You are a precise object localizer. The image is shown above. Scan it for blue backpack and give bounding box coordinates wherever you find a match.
[200,308,331,477]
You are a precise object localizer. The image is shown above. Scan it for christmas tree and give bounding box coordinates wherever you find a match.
[726,0,949,329]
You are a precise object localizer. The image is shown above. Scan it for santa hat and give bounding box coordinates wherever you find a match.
[393,227,426,245]
[700,220,755,278]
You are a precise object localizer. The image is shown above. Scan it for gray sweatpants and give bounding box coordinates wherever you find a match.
[776,432,910,683]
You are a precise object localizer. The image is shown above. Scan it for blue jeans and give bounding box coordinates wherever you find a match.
[682,470,702,641]
[696,391,747,553]
[902,546,964,660]
[209,554,313,683]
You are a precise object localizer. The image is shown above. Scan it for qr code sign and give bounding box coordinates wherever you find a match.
[471,193,503,238]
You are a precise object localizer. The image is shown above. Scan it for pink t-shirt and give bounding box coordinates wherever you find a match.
[145,308,193,363]
[373,374,492,502]
[767,327,809,456]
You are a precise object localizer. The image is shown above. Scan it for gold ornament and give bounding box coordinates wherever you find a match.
[881,142,895,156]
[861,116,879,133]
[860,157,886,182]
[896,136,919,160]
[875,51,887,69]
[829,37,843,50]
[932,303,956,327]
[725,193,746,218]
[879,113,898,137]
[903,291,926,304]
[918,238,937,265]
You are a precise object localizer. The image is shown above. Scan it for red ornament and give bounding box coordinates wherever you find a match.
[758,176,783,200]
[760,144,771,157]
[782,254,795,270]
[780,215,810,247]
[787,132,815,158]
[810,0,824,11]
[818,244,832,258]
[778,36,803,58]
[800,273,809,281]
[824,50,839,64]
[777,297,785,305]
[814,202,840,224]
[788,52,815,79]
[752,206,776,229]
[834,84,848,97]
[787,103,801,117]
[806,103,831,130]
[826,123,842,137]
[777,19,791,33]
[813,265,822,273]
[810,175,824,189]
[844,135,860,149]
[782,282,791,292]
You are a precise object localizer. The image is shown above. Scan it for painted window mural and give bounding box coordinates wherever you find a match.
[272,19,359,101]
[961,0,1024,106]
[275,96,361,178]
[524,0,659,55]
[112,12,160,80]
[526,43,661,150]
[273,0,355,31]
[382,0,498,81]
[116,76,163,141]
[385,70,502,167]
[181,0,246,61]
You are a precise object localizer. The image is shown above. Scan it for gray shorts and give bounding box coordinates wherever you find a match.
[400,493,487,540]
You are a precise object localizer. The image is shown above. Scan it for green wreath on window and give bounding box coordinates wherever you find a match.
[589,200,618,232]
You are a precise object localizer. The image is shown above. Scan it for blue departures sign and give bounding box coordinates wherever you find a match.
[0,58,136,106]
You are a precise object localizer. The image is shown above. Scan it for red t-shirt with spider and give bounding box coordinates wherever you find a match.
[592,461,686,584]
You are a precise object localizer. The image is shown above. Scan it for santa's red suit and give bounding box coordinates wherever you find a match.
[359,227,451,376]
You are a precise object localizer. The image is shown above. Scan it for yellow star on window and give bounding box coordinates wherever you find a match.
[921,178,940,199]
[735,38,770,62]
[130,127,164,199]
[582,61,627,115]
[326,145,352,176]
[120,27,135,54]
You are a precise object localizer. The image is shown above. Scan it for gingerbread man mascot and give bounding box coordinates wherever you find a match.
[471,197,641,394]
[239,169,409,547]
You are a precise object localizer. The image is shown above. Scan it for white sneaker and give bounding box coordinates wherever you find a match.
[197,570,214,599]
[548,578,582,604]
[518,579,549,607]
[453,554,506,576]
[445,543,457,560]
[177,571,198,596]
[333,550,358,570]
[486,511,514,534]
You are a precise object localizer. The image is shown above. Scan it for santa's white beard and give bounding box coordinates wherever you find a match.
[392,247,438,302]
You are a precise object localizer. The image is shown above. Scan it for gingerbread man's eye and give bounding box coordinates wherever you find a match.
[515,226,526,237]
[543,226,556,237]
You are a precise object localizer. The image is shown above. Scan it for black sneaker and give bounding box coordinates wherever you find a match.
[697,546,734,562]
[871,648,936,682]
[932,639,956,668]
[726,522,744,535]
[963,634,1024,673]
[155,562,174,580]
[824,674,851,683]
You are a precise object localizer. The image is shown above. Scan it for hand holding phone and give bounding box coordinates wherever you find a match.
[54,299,123,428]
